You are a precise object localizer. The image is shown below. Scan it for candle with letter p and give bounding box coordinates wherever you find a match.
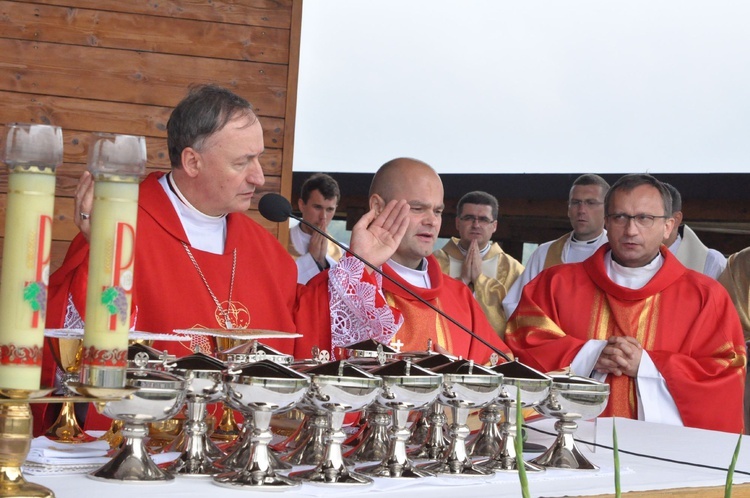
[0,123,63,390]
[80,133,146,388]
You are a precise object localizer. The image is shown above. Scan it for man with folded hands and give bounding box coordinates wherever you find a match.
[506,174,745,433]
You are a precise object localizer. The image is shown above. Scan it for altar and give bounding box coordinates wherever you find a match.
[26,417,750,498]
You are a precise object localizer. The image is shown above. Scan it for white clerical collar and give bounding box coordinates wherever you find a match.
[388,258,432,289]
[564,230,606,264]
[159,174,226,254]
[605,250,664,290]
[571,230,607,245]
[456,241,492,258]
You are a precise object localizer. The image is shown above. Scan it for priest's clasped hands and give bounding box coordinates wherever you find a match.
[594,336,643,377]
[460,239,483,288]
[308,227,330,269]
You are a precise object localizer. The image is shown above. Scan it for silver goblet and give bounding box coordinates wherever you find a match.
[343,342,397,463]
[213,360,310,489]
[530,374,610,470]
[273,356,329,466]
[407,353,456,459]
[478,361,551,472]
[358,359,443,479]
[84,356,186,482]
[420,359,503,477]
[289,360,382,485]
[166,352,226,476]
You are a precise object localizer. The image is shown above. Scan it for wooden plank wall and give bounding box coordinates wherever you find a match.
[0,0,301,277]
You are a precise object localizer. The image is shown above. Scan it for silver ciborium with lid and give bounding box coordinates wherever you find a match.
[407,352,456,458]
[357,358,443,479]
[165,352,226,476]
[84,353,186,482]
[477,361,551,472]
[271,348,330,466]
[288,360,382,485]
[530,374,610,470]
[213,359,310,489]
[420,359,503,477]
[343,341,398,463]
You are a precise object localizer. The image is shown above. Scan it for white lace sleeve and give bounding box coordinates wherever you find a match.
[63,294,85,329]
[63,293,138,330]
[328,255,403,353]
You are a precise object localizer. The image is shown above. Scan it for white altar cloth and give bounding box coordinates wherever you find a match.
[27,417,750,497]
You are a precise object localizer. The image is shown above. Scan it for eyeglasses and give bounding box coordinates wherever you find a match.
[569,199,604,208]
[459,215,495,226]
[607,213,670,228]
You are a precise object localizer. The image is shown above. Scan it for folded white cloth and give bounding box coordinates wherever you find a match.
[26,436,110,465]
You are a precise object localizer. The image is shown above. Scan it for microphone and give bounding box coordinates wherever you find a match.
[258,192,293,222]
[259,193,512,363]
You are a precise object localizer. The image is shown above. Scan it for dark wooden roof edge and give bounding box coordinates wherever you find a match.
[293,172,750,201]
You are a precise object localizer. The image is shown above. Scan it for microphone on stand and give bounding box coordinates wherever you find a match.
[258,193,512,363]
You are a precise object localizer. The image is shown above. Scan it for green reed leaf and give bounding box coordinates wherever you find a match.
[613,417,621,498]
[515,385,530,498]
[725,432,742,498]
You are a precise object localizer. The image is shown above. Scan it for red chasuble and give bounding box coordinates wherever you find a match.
[506,244,746,433]
[295,255,512,365]
[381,255,512,364]
[46,172,330,356]
[40,173,332,432]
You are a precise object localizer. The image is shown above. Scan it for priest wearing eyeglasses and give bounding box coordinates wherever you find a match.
[433,191,524,338]
[506,173,746,434]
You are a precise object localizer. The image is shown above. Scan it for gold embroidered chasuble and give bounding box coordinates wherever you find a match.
[719,247,750,339]
[542,233,570,269]
[433,238,524,338]
[381,255,512,364]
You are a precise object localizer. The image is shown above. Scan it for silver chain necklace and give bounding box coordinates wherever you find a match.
[182,242,237,329]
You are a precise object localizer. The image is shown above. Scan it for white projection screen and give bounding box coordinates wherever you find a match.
[293,1,750,175]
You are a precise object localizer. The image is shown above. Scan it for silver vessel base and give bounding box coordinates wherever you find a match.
[358,461,434,479]
[290,467,373,486]
[213,471,300,490]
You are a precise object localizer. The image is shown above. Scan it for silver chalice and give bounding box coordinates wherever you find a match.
[272,354,329,466]
[83,354,187,482]
[407,353,456,459]
[166,352,226,476]
[420,359,503,477]
[213,359,310,489]
[343,342,397,463]
[530,374,610,470]
[358,359,443,479]
[477,361,551,472]
[289,360,382,485]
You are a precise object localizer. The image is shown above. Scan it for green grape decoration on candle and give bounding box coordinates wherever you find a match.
[79,133,146,388]
[0,123,63,391]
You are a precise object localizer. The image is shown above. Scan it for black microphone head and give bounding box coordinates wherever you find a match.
[258,193,293,222]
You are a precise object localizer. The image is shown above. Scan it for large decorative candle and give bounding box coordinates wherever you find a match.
[80,133,145,388]
[0,123,63,390]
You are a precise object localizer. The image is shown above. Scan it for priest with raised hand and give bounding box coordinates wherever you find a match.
[294,158,512,364]
[506,173,746,433]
